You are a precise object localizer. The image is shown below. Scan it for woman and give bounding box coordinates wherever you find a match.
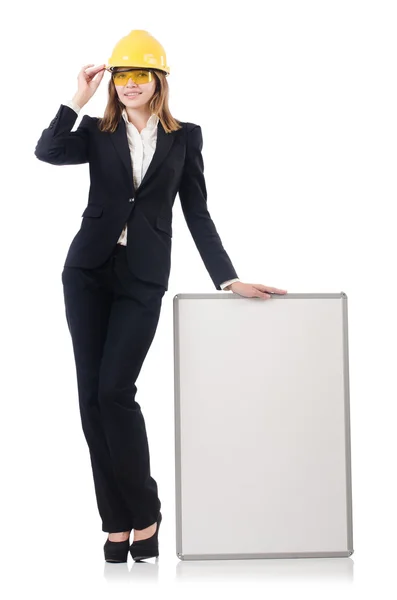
[34,30,287,563]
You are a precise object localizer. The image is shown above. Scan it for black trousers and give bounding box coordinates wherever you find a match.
[61,243,165,532]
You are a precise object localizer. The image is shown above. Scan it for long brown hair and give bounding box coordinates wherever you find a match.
[97,68,182,134]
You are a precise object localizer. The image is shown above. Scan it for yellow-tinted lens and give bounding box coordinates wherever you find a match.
[112,69,152,85]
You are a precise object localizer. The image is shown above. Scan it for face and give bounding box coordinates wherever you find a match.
[113,68,157,108]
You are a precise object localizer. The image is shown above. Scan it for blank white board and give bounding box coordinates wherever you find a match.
[173,292,353,560]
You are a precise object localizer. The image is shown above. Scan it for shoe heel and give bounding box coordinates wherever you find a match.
[129,511,162,562]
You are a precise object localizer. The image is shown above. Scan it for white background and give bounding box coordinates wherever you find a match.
[1,0,396,597]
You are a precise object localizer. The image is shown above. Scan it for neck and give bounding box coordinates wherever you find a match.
[124,105,152,132]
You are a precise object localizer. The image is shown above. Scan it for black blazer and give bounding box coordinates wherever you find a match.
[34,104,239,290]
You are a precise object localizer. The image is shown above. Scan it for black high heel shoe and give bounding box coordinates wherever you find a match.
[129,511,162,562]
[103,533,130,563]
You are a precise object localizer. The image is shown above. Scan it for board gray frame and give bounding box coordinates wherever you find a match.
[173,292,353,560]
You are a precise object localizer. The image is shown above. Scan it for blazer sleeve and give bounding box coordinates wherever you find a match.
[34,104,90,166]
[178,124,239,290]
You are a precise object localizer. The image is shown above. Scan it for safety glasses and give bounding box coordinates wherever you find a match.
[111,69,154,85]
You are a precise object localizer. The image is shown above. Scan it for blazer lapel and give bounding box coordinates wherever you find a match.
[109,116,177,196]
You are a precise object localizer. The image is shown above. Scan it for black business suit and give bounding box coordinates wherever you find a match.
[34,104,239,532]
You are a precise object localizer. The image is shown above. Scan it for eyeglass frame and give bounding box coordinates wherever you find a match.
[105,67,169,82]
[106,67,156,75]
[106,67,157,87]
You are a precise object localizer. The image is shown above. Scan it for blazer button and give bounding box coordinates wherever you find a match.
[129,198,134,203]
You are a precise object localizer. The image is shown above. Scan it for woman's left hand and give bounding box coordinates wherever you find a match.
[227,281,288,299]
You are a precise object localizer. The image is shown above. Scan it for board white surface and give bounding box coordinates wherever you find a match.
[173,292,353,560]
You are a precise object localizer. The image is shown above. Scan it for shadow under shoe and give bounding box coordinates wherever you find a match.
[129,511,162,562]
[104,536,130,563]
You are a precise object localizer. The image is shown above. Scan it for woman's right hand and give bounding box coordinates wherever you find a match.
[72,63,106,108]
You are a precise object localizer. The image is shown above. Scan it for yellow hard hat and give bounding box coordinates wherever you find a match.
[106,30,170,75]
